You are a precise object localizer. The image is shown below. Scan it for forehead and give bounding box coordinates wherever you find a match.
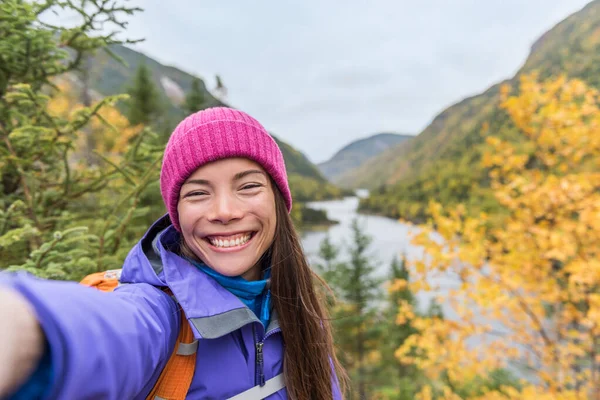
[186,157,267,180]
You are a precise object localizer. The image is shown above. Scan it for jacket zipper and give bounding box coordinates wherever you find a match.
[253,324,264,386]
[256,340,265,386]
[253,324,281,387]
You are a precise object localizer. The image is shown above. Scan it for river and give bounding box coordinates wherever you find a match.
[300,194,453,315]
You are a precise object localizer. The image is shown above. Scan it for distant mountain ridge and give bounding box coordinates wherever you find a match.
[318,133,413,183]
[83,44,332,184]
[343,0,600,191]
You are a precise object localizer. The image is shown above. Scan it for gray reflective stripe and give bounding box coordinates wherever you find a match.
[176,340,199,356]
[227,373,285,400]
[190,308,280,339]
[154,375,285,400]
[265,309,279,334]
[265,318,279,335]
[190,308,259,339]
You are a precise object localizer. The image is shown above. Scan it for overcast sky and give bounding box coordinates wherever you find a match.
[114,1,591,163]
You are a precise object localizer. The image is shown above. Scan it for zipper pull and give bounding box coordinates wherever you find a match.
[256,341,265,386]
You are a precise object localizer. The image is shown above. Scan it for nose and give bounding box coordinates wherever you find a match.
[207,193,243,224]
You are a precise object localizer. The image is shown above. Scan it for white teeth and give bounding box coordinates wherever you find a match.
[209,234,252,248]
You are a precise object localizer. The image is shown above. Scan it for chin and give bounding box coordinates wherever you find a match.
[205,256,259,277]
[195,238,265,277]
[213,265,251,277]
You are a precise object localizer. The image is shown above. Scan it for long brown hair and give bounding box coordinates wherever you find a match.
[270,183,347,399]
[180,180,347,399]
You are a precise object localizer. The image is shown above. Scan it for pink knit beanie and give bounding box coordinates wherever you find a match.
[160,107,292,232]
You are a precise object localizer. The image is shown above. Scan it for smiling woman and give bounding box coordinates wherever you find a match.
[0,107,347,399]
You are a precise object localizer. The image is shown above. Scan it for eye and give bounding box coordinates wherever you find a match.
[184,191,208,198]
[241,183,263,191]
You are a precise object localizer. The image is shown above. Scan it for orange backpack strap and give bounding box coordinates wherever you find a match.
[80,269,122,292]
[81,272,197,399]
[145,291,197,400]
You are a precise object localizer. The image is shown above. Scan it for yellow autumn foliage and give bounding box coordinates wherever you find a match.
[396,73,600,399]
[47,79,143,163]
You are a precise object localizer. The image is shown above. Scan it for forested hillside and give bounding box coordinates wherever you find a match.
[349,0,600,221]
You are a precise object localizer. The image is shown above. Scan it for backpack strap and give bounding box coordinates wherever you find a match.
[227,373,286,400]
[80,269,123,291]
[146,290,197,400]
[81,271,198,399]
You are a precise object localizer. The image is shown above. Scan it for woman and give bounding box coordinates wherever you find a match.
[0,107,346,399]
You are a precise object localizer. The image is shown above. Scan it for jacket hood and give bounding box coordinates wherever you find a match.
[119,214,172,287]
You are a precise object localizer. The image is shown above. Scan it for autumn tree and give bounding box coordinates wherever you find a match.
[395,74,600,399]
[0,0,163,280]
[374,255,422,399]
[47,80,143,162]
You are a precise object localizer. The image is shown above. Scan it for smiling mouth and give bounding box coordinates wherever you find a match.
[205,232,256,249]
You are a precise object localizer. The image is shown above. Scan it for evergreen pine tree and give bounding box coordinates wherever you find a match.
[184,78,207,114]
[0,0,162,279]
[319,219,382,400]
[127,63,162,126]
[316,235,341,282]
[315,235,345,307]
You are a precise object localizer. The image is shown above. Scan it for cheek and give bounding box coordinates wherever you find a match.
[177,203,189,230]
[177,202,204,235]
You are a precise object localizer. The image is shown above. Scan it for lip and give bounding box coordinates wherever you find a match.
[204,231,256,253]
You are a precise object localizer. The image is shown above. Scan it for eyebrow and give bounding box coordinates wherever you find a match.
[233,169,266,181]
[183,169,266,186]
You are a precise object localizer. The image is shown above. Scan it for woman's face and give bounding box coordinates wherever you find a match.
[177,157,277,281]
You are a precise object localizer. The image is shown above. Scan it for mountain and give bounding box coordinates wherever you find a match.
[84,45,334,183]
[317,133,413,183]
[84,44,224,122]
[345,0,600,220]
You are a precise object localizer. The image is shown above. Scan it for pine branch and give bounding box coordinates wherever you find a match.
[93,151,136,186]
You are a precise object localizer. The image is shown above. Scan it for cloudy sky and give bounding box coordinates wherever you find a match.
[116,1,590,163]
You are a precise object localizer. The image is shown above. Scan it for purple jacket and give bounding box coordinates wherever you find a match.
[2,216,343,399]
